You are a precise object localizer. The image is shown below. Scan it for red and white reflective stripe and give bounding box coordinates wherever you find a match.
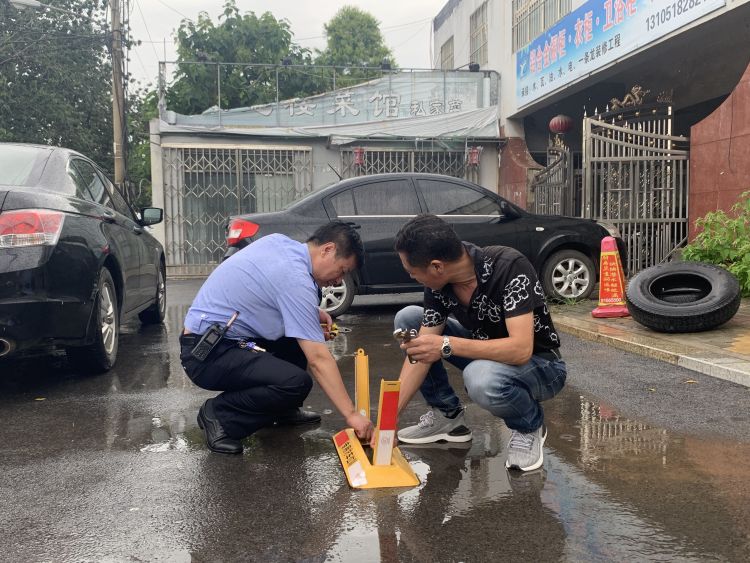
[0,209,65,248]
[373,389,400,466]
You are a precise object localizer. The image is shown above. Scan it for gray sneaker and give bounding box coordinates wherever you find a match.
[505,426,547,471]
[398,407,473,444]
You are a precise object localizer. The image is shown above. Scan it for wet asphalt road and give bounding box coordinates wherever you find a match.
[1,279,750,562]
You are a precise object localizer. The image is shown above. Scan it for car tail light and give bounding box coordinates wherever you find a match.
[0,209,64,248]
[226,218,259,246]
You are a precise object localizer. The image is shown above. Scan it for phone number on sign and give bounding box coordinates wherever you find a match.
[646,0,704,31]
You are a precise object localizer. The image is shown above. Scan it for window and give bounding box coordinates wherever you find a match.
[469,2,488,66]
[0,146,49,187]
[350,180,419,215]
[68,161,96,202]
[330,190,356,216]
[417,180,500,216]
[72,159,112,208]
[101,173,136,219]
[440,37,454,70]
[512,0,571,52]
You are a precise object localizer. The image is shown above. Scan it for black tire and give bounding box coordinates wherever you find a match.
[138,263,166,324]
[541,249,596,302]
[625,261,741,333]
[66,268,119,373]
[320,273,357,317]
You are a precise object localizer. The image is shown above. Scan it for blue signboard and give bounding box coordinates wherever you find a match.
[516,0,726,107]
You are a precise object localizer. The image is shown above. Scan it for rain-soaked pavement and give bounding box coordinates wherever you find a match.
[1,279,750,562]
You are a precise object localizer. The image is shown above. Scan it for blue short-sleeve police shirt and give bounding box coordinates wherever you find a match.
[183,233,323,343]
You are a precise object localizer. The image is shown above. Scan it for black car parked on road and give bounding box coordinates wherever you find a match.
[0,143,166,371]
[224,173,624,316]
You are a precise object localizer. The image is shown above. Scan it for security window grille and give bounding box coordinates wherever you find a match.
[469,2,488,66]
[440,36,454,70]
[512,0,571,52]
[340,149,479,184]
[161,146,312,274]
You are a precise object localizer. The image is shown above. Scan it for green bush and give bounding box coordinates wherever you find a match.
[682,191,750,296]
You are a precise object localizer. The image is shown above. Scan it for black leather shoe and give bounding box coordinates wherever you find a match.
[197,399,243,454]
[274,408,321,426]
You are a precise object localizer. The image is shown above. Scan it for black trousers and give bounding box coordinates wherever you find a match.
[179,333,312,439]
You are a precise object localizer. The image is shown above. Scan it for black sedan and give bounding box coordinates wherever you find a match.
[0,143,166,372]
[224,173,624,316]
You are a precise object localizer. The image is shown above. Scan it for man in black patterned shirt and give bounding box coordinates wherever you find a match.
[390,214,566,471]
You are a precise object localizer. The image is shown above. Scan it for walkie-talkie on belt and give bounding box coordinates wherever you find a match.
[191,311,239,361]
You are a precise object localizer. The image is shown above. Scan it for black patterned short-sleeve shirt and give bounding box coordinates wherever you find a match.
[422,242,561,353]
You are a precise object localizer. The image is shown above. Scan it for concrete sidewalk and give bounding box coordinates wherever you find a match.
[550,297,750,388]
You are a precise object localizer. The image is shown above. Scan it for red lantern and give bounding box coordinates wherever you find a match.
[353,147,365,166]
[467,146,481,165]
[549,114,574,134]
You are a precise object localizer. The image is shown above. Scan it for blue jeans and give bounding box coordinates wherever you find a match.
[394,305,567,433]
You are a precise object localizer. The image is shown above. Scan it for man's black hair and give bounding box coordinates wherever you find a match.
[307,221,365,269]
[394,214,463,268]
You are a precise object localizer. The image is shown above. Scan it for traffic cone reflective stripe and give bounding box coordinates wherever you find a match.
[592,236,630,318]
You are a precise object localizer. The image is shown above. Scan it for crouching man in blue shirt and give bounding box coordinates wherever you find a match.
[180,222,373,454]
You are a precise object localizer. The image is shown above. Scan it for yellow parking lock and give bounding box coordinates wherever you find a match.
[354,348,370,418]
[333,370,419,489]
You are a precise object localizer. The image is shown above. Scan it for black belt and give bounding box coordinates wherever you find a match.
[536,349,563,361]
[179,332,199,345]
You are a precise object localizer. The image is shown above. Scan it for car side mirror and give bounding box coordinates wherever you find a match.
[500,201,520,220]
[140,207,163,226]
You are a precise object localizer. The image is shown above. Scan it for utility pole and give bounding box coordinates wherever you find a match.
[110,0,126,195]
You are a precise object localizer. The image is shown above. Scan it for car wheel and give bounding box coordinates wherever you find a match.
[541,249,596,302]
[139,264,166,324]
[320,274,357,317]
[66,268,119,373]
[625,261,741,333]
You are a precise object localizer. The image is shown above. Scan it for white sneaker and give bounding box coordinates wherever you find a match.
[397,407,473,444]
[505,426,547,471]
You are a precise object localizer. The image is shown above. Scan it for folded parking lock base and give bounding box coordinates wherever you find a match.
[333,376,419,489]
[333,428,419,489]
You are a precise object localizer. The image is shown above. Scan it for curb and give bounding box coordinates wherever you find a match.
[553,315,750,389]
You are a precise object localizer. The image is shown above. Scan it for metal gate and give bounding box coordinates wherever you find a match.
[340,148,480,183]
[161,145,313,276]
[583,104,689,275]
[529,142,575,216]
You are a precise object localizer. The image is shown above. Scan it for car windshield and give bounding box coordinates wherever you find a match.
[0,145,51,186]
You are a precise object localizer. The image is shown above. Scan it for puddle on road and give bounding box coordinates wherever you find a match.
[120,385,750,562]
[4,293,749,561]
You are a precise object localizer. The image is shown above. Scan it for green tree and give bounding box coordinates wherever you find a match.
[0,0,113,167]
[167,0,323,115]
[125,86,158,208]
[315,6,395,88]
[682,191,750,296]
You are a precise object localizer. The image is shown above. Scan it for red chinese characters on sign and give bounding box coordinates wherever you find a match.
[603,0,637,31]
[530,29,567,74]
[574,10,594,47]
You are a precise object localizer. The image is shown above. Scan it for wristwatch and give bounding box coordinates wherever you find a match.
[440,336,452,359]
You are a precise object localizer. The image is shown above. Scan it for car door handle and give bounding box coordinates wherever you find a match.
[101,210,116,223]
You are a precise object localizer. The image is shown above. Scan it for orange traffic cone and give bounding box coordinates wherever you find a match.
[591,236,630,318]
